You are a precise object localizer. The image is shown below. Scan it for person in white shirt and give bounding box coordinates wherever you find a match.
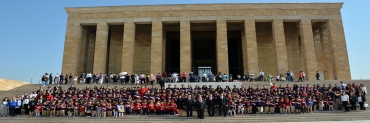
[55,73,60,84]
[276,75,280,81]
[30,91,37,99]
[86,73,92,84]
[134,74,139,85]
[117,103,125,117]
[259,70,264,81]
[302,72,306,81]
[172,73,178,83]
[139,74,145,84]
[23,96,30,114]
[341,92,350,112]
[120,75,125,84]
[110,74,114,84]
[202,72,207,82]
[360,84,367,97]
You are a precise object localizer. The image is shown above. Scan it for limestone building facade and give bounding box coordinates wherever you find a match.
[62,3,351,80]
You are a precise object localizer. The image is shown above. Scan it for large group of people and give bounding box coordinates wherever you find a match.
[40,70,317,88]
[1,80,367,118]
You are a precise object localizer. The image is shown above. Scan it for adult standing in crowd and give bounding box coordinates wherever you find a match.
[259,70,264,81]
[1,97,9,117]
[184,95,194,117]
[181,72,187,82]
[86,73,92,84]
[59,73,64,84]
[189,72,194,82]
[156,73,162,84]
[358,93,366,110]
[69,74,73,84]
[80,73,85,84]
[98,73,104,84]
[64,74,69,84]
[349,93,357,110]
[218,93,227,117]
[9,97,18,117]
[28,98,36,117]
[41,73,48,86]
[176,95,184,117]
[316,71,320,81]
[54,73,60,84]
[360,84,367,97]
[341,91,350,112]
[196,97,206,119]
[206,94,216,117]
[48,73,53,84]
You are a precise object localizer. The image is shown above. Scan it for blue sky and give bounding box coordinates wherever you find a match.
[0,0,369,83]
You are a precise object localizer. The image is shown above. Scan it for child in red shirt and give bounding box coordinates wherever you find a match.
[149,101,155,115]
[171,101,177,115]
[165,101,172,115]
[79,104,85,117]
[34,103,42,117]
[141,100,149,115]
[135,101,141,115]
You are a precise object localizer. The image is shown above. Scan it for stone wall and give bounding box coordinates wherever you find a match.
[284,22,302,77]
[86,33,95,73]
[133,24,152,74]
[256,22,277,76]
[62,3,351,80]
[108,26,123,74]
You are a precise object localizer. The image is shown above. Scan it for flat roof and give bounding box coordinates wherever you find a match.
[66,2,343,9]
[65,3,344,14]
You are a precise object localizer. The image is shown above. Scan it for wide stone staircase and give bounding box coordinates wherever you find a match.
[0,79,369,122]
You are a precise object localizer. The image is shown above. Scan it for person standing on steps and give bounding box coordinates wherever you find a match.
[206,94,216,117]
[341,91,350,113]
[259,70,264,81]
[49,73,53,84]
[184,95,194,117]
[316,71,320,81]
[218,93,227,117]
[196,97,206,119]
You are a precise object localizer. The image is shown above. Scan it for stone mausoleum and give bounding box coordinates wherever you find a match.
[62,3,351,81]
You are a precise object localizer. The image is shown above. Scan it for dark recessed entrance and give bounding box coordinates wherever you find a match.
[191,23,217,75]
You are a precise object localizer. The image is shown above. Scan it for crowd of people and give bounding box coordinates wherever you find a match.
[39,70,318,87]
[1,80,368,118]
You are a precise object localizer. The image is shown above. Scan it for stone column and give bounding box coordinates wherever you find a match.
[299,19,318,81]
[314,31,325,72]
[121,22,135,74]
[93,23,109,74]
[319,26,334,80]
[180,20,191,73]
[150,21,163,74]
[62,23,82,75]
[216,20,229,74]
[326,19,351,80]
[272,19,289,75]
[243,19,259,75]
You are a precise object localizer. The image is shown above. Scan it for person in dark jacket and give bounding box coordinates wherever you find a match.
[8,97,18,117]
[196,97,206,119]
[349,93,358,110]
[218,93,227,117]
[28,98,36,117]
[184,95,194,117]
[176,96,184,117]
[206,94,216,117]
